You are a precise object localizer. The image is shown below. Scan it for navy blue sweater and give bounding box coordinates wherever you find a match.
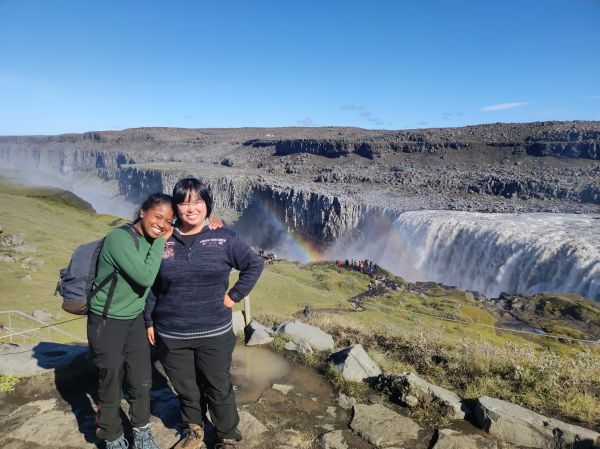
[144,226,263,340]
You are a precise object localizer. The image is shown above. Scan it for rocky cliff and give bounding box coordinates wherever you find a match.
[1,121,599,245]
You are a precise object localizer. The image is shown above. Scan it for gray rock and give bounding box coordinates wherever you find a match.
[0,233,25,247]
[367,394,383,404]
[336,393,356,410]
[475,396,600,448]
[330,344,381,382]
[238,410,267,439]
[377,372,469,419]
[2,407,91,447]
[433,429,502,449]
[277,321,334,351]
[284,339,313,354]
[272,383,294,395]
[350,403,420,447]
[232,310,246,335]
[316,430,347,449]
[0,253,15,263]
[0,343,88,376]
[245,320,274,346]
[32,309,52,322]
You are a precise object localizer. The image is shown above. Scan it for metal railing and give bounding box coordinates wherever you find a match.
[0,310,86,344]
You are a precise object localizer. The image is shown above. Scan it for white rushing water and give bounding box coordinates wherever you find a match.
[328,211,600,300]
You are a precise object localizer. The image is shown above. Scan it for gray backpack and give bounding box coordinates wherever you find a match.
[55,225,139,317]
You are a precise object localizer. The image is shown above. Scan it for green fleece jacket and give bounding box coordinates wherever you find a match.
[89,226,165,319]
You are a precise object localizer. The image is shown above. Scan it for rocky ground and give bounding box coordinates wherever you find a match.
[0,341,522,449]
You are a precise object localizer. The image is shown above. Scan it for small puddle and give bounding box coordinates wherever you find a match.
[231,344,293,403]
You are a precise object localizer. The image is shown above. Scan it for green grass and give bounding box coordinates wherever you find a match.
[0,178,128,341]
[0,374,20,392]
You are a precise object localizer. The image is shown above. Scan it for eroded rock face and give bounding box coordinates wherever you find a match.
[1,122,598,248]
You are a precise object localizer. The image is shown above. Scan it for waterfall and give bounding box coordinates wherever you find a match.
[328,211,600,300]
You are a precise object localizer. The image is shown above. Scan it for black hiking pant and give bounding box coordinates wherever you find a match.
[87,312,152,442]
[157,330,241,441]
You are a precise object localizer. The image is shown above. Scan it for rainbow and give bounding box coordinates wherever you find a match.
[249,198,323,263]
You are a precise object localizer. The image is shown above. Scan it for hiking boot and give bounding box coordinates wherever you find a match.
[214,439,238,449]
[133,424,161,449]
[173,423,205,449]
[106,434,129,449]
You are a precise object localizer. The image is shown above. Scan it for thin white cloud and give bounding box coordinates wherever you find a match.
[588,96,600,100]
[481,102,528,112]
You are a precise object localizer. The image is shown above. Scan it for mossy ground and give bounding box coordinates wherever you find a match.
[1,178,599,426]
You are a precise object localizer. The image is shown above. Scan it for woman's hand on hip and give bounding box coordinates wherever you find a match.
[147,326,156,346]
[223,293,235,308]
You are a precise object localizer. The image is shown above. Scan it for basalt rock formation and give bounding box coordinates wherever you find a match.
[1,121,599,246]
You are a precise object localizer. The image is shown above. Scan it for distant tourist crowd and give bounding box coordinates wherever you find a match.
[336,258,378,274]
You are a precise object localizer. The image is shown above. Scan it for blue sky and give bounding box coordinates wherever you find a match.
[1,0,599,135]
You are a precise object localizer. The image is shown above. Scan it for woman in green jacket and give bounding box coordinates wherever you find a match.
[87,193,174,449]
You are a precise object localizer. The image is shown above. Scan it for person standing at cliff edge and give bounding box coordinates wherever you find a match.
[144,177,264,449]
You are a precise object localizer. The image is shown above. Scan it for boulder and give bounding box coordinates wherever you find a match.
[376,372,469,419]
[245,320,273,346]
[475,396,600,449]
[336,393,356,410]
[350,403,420,447]
[433,429,502,449]
[277,321,334,351]
[232,311,246,335]
[316,430,348,449]
[330,344,381,382]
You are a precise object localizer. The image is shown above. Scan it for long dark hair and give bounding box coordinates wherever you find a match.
[133,193,174,223]
[172,178,213,220]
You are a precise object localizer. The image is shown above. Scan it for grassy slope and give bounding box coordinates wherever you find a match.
[0,179,127,340]
[1,178,599,425]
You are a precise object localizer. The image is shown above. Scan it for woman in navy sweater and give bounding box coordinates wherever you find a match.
[144,178,263,449]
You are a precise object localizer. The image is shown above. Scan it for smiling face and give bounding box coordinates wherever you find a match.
[177,190,208,232]
[138,202,174,239]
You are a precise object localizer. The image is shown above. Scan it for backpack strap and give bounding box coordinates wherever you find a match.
[101,272,119,320]
[88,224,142,318]
[119,224,140,251]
